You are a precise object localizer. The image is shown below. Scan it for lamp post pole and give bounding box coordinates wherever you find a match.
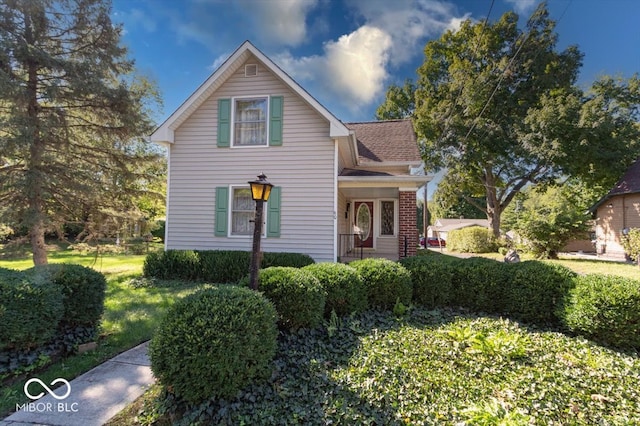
[248,173,273,291]
[249,199,264,290]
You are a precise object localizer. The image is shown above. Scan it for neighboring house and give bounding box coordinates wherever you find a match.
[427,218,490,241]
[151,41,429,262]
[589,158,640,259]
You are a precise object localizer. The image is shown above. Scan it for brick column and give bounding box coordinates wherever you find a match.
[399,190,418,258]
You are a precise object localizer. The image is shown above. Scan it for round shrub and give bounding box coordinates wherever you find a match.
[149,285,278,405]
[400,255,456,308]
[0,267,64,351]
[258,267,326,330]
[505,261,576,324]
[450,257,510,313]
[303,263,367,317]
[562,274,640,350]
[447,226,498,253]
[26,264,107,328]
[349,258,413,310]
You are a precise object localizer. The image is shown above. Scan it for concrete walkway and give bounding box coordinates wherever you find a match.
[1,341,154,426]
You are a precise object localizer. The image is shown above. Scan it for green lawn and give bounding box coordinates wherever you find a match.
[0,247,204,417]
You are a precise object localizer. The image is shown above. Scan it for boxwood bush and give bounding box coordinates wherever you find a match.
[504,261,576,324]
[0,267,64,351]
[26,264,107,328]
[400,255,456,308]
[447,226,498,253]
[149,285,278,405]
[143,250,315,283]
[561,274,640,349]
[258,267,326,330]
[350,258,412,310]
[143,250,200,280]
[450,257,510,314]
[262,252,315,268]
[197,250,251,283]
[303,262,367,317]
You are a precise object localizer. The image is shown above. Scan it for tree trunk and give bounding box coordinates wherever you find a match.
[30,218,48,265]
[484,170,502,238]
[24,10,48,266]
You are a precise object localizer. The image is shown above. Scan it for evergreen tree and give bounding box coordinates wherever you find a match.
[0,0,161,264]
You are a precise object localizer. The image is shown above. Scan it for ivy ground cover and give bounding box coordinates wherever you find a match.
[154,307,639,425]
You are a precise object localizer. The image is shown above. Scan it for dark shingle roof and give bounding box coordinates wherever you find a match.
[589,158,640,213]
[344,119,421,163]
[607,158,640,196]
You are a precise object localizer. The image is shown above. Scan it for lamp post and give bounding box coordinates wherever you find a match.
[248,173,273,290]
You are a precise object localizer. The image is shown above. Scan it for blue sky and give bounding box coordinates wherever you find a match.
[111,0,639,196]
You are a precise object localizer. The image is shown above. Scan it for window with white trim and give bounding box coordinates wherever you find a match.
[231,187,255,235]
[380,200,396,236]
[233,97,268,146]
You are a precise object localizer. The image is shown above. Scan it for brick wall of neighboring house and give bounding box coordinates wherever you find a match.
[595,193,640,259]
[399,191,418,258]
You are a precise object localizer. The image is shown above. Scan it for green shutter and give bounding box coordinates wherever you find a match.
[217,98,231,147]
[215,187,228,236]
[267,186,281,238]
[269,96,283,146]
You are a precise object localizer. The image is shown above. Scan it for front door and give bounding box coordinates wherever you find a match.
[354,201,374,248]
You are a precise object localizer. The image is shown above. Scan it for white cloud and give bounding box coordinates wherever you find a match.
[275,25,392,110]
[346,0,463,65]
[237,0,319,46]
[504,0,539,15]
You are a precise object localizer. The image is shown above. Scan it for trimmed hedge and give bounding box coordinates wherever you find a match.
[303,262,367,317]
[350,258,412,310]
[258,267,326,330]
[561,274,640,350]
[143,250,200,280]
[400,255,456,308]
[143,250,316,283]
[26,264,107,328]
[505,261,576,324]
[149,286,278,405]
[0,267,64,351]
[447,226,498,253]
[401,256,575,325]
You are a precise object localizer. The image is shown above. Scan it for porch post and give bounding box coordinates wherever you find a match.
[399,190,418,258]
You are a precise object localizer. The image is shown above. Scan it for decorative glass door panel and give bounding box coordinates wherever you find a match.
[355,201,374,248]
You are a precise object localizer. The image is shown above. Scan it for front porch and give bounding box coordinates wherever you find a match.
[337,178,426,261]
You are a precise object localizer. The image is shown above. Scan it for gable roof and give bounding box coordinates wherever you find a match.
[151,40,350,144]
[589,158,640,213]
[344,119,421,165]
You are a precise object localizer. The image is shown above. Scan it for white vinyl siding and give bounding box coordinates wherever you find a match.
[166,56,336,261]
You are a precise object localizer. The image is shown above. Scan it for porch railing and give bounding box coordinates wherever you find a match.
[339,233,364,262]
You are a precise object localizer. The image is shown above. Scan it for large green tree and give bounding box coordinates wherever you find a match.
[0,0,161,264]
[380,3,640,237]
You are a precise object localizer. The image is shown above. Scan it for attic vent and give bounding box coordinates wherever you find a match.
[245,64,258,77]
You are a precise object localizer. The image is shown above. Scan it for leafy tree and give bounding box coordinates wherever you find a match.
[431,169,487,220]
[375,79,415,120]
[382,3,640,237]
[0,0,161,264]
[502,180,596,258]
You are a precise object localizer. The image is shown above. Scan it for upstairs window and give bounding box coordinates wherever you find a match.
[234,97,268,146]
